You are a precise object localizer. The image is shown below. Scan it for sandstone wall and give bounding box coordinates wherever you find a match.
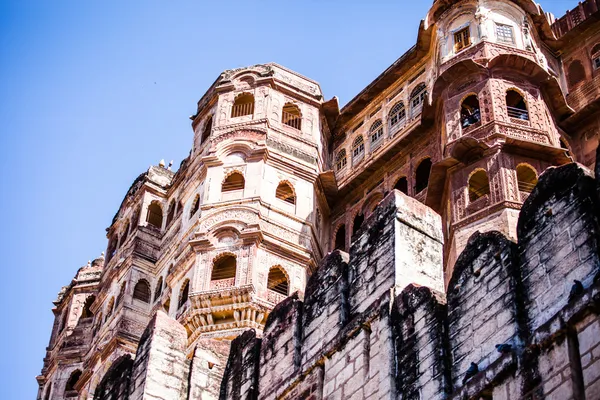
[219,161,600,400]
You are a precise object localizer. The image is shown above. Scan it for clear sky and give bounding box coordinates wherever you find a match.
[0,0,579,398]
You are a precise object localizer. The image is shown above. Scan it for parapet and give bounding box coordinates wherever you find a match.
[219,160,600,399]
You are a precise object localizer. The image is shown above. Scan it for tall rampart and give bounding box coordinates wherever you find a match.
[219,160,600,399]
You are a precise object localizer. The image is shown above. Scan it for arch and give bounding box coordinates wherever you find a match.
[267,266,289,296]
[178,279,190,309]
[146,201,163,229]
[334,224,346,251]
[133,279,151,303]
[516,163,538,193]
[222,171,245,192]
[116,282,126,305]
[567,60,586,89]
[276,181,296,205]
[468,169,490,202]
[505,89,529,120]
[282,103,302,130]
[369,119,384,147]
[81,295,95,319]
[352,135,365,164]
[201,116,213,143]
[352,213,364,236]
[410,83,427,117]
[231,93,254,118]
[388,101,406,133]
[65,369,82,394]
[154,276,163,302]
[105,297,115,322]
[189,194,200,218]
[415,157,432,193]
[394,176,408,195]
[166,200,176,226]
[211,254,237,281]
[335,149,347,172]
[460,94,481,128]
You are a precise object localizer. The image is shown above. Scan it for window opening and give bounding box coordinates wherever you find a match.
[334,225,346,251]
[468,170,490,202]
[178,280,190,309]
[154,277,163,302]
[415,158,432,193]
[231,93,254,118]
[335,149,347,172]
[454,27,471,52]
[201,116,212,143]
[276,182,296,205]
[506,90,529,120]
[146,202,163,229]
[222,172,245,192]
[267,267,289,296]
[496,23,514,44]
[517,164,538,193]
[166,200,176,226]
[394,177,408,195]
[352,135,365,164]
[410,84,427,117]
[388,102,406,133]
[81,296,95,319]
[461,95,481,128]
[352,214,364,236]
[282,103,302,130]
[189,195,200,218]
[369,120,384,149]
[65,370,82,394]
[133,279,151,303]
[212,255,237,281]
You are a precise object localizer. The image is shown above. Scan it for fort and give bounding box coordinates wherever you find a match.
[37,1,600,399]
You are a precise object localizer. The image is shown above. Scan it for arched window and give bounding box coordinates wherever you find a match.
[116,282,126,305]
[154,277,163,302]
[369,120,384,149]
[468,170,490,202]
[410,84,427,117]
[166,200,176,226]
[121,221,130,243]
[282,103,302,130]
[65,370,82,394]
[506,90,529,120]
[222,172,245,192]
[517,164,538,193]
[454,26,471,52]
[415,158,432,193]
[394,177,408,195]
[189,194,200,218]
[568,60,586,89]
[44,383,52,400]
[461,95,481,128]
[231,93,254,118]
[81,295,95,319]
[335,149,347,172]
[592,44,600,70]
[334,224,346,251]
[211,255,237,282]
[352,213,364,236]
[133,279,151,303]
[178,279,190,309]
[388,102,406,134]
[352,135,365,165]
[201,116,212,143]
[276,182,296,205]
[146,202,163,229]
[105,297,115,322]
[267,266,289,296]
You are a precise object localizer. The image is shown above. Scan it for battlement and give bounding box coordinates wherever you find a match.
[219,159,600,400]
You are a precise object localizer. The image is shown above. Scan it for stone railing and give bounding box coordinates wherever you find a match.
[266,289,287,305]
[210,278,236,290]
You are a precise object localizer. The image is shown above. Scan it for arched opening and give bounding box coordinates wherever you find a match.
[460,95,481,128]
[410,84,427,117]
[154,276,163,302]
[231,93,254,118]
[352,135,365,164]
[65,370,82,395]
[352,213,364,236]
[334,225,346,251]
[282,103,302,130]
[394,177,408,195]
[178,279,190,309]
[81,295,95,319]
[210,254,237,286]
[116,282,126,306]
[506,90,529,120]
[568,60,586,89]
[166,200,176,226]
[388,102,406,133]
[133,279,151,303]
[222,172,245,192]
[146,202,163,229]
[369,119,384,149]
[517,164,538,193]
[468,170,490,202]
[201,116,212,143]
[267,266,289,296]
[189,194,200,218]
[44,383,52,400]
[276,182,296,205]
[335,149,347,172]
[592,43,600,70]
[415,158,432,193]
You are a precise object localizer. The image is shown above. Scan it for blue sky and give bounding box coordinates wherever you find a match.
[0,0,578,398]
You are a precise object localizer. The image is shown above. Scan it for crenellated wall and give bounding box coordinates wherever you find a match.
[219,159,600,400]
